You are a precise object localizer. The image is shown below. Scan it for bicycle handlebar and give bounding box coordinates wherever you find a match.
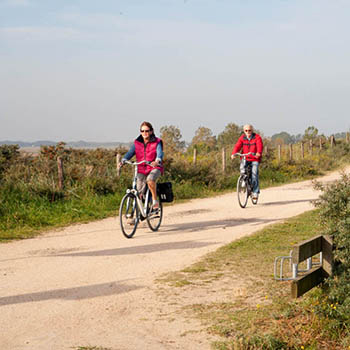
[233,152,256,157]
[122,160,152,166]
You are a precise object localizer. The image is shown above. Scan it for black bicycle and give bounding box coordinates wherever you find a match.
[235,152,258,208]
[119,160,163,238]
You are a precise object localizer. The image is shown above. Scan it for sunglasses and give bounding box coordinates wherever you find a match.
[245,129,252,132]
[140,129,151,133]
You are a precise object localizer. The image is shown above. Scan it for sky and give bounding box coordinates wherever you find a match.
[1,0,350,143]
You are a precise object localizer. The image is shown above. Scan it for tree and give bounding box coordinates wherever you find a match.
[217,123,241,149]
[271,131,294,145]
[303,126,318,141]
[189,126,217,153]
[159,125,185,155]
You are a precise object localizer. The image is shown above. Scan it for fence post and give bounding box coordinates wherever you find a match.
[319,137,322,151]
[116,154,121,177]
[289,144,293,161]
[309,139,313,156]
[300,142,304,160]
[264,145,268,156]
[346,132,350,144]
[278,144,281,162]
[330,135,335,148]
[222,148,226,173]
[57,156,64,190]
[193,148,197,165]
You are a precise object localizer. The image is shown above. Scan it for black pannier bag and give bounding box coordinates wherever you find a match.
[157,182,174,203]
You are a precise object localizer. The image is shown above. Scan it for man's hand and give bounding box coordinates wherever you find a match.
[151,160,159,167]
[230,154,236,160]
[256,152,261,158]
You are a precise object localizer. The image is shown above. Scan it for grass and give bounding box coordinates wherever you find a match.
[0,165,322,242]
[0,192,123,242]
[158,210,349,350]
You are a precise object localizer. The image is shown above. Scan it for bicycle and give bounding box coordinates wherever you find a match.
[234,152,259,208]
[119,160,163,239]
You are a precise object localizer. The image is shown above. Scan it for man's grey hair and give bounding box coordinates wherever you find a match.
[243,124,254,131]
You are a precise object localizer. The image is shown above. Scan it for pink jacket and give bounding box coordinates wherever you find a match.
[135,135,164,175]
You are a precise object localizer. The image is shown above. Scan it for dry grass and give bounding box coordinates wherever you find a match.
[157,210,348,349]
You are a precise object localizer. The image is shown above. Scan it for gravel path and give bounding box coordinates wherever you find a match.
[0,168,347,350]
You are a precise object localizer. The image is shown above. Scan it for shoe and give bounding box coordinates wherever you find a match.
[127,218,135,225]
[152,200,159,210]
[252,193,259,200]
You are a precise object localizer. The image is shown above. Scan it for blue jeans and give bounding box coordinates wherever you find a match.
[240,161,260,194]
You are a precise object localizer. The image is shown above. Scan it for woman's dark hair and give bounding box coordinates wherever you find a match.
[140,121,153,132]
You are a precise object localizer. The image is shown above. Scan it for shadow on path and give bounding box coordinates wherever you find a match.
[159,216,281,235]
[56,240,218,257]
[0,280,141,306]
[259,198,314,206]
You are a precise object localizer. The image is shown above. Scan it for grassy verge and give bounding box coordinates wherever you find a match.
[158,210,348,350]
[0,167,323,243]
[0,192,124,242]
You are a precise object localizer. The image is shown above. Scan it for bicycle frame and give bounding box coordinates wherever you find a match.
[235,152,254,182]
[123,160,152,219]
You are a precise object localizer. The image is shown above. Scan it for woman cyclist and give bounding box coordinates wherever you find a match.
[120,121,164,210]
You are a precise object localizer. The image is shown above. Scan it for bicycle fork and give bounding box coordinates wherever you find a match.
[126,189,148,219]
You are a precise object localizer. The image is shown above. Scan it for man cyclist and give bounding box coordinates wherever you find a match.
[120,121,164,210]
[231,124,263,200]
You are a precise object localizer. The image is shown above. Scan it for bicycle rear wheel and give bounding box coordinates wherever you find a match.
[119,193,139,238]
[237,175,249,208]
[146,195,163,231]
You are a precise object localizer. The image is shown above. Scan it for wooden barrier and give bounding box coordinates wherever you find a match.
[291,235,333,298]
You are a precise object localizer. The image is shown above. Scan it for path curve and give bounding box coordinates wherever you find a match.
[0,168,347,350]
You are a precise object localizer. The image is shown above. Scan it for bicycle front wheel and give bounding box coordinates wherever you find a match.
[237,175,249,208]
[146,196,163,232]
[119,193,139,238]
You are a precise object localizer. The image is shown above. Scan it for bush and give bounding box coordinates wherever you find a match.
[314,174,350,330]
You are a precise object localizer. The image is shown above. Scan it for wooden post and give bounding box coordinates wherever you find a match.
[346,132,350,144]
[264,145,268,156]
[309,139,313,156]
[278,144,281,162]
[193,148,197,165]
[300,142,304,160]
[289,144,293,161]
[116,154,121,177]
[222,148,226,173]
[57,156,64,190]
[291,235,326,298]
[330,135,335,148]
[319,137,322,151]
[322,235,334,277]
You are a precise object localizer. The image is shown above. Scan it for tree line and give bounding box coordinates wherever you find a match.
[157,123,350,156]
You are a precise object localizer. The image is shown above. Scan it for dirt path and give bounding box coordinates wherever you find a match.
[0,168,348,350]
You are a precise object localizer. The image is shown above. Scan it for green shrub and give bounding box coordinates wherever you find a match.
[313,173,350,330]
